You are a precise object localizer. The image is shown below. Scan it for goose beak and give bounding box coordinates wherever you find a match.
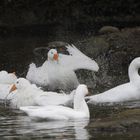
[53,53,59,61]
[9,84,17,93]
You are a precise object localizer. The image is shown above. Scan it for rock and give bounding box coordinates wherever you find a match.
[48,41,68,54]
[87,108,140,132]
[99,26,120,34]
[86,37,109,57]
[48,41,68,48]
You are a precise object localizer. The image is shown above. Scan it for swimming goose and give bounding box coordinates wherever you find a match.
[26,44,99,91]
[87,57,140,104]
[9,78,74,108]
[20,84,90,120]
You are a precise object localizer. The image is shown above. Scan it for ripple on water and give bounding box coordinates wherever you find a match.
[0,100,140,140]
[0,107,90,139]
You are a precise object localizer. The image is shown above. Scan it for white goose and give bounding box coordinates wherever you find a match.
[9,78,75,108]
[87,57,140,104]
[20,84,90,120]
[0,71,17,100]
[26,44,99,91]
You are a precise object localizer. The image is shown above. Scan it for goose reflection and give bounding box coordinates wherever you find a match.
[17,115,90,140]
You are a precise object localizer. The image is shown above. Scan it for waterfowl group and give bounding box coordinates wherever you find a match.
[1,44,140,121]
[20,84,89,120]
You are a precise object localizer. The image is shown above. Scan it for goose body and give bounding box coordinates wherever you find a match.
[26,44,99,91]
[87,57,140,104]
[20,84,90,120]
[9,78,74,108]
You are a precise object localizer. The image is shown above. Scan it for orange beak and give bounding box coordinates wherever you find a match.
[9,84,17,93]
[53,53,58,61]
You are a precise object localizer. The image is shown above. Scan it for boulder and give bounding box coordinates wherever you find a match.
[99,26,120,34]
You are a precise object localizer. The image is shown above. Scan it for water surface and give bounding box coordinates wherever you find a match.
[0,100,140,140]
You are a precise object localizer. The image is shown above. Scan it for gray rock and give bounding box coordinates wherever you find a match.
[48,41,68,48]
[99,26,120,34]
[87,108,140,132]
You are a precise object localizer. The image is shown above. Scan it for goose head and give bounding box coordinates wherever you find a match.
[9,78,31,93]
[130,57,140,68]
[8,72,17,83]
[75,84,89,97]
[47,49,59,61]
[129,57,140,83]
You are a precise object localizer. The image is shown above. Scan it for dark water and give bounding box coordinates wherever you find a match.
[0,37,140,140]
[0,101,140,140]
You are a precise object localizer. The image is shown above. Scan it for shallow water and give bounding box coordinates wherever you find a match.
[0,100,140,140]
[0,105,88,140]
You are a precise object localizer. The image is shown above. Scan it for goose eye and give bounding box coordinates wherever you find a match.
[16,81,19,84]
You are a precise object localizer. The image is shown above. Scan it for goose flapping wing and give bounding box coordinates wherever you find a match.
[59,44,99,71]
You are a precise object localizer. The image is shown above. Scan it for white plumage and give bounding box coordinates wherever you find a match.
[26,44,99,91]
[9,78,74,108]
[87,57,140,104]
[20,84,90,120]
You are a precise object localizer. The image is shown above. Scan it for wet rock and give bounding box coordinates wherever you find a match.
[99,26,120,34]
[48,41,69,54]
[34,41,68,55]
[107,51,128,75]
[106,28,140,75]
[48,41,68,48]
[85,36,109,57]
[87,109,140,132]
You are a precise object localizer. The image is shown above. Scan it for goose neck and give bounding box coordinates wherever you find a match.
[128,60,140,83]
[74,92,89,117]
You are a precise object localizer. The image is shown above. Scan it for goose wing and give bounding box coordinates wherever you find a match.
[35,92,73,106]
[59,44,99,71]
